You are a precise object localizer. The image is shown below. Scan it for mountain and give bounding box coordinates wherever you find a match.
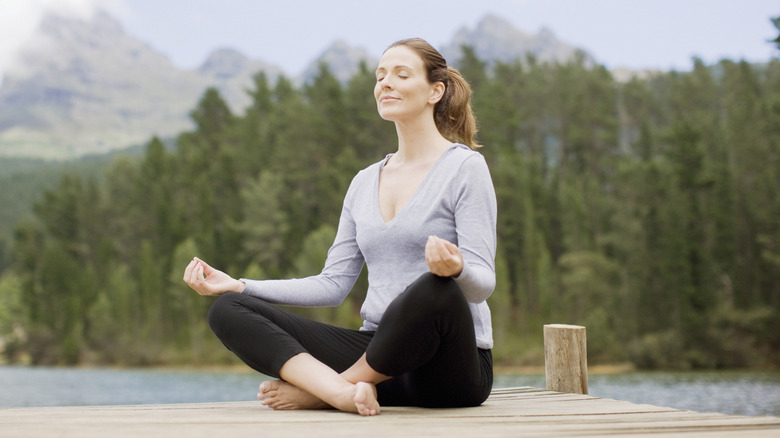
[198,48,283,111]
[0,10,282,159]
[0,11,195,158]
[301,40,377,85]
[442,14,592,66]
[0,10,593,160]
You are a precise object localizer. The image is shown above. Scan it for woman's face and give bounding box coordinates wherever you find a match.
[374,45,443,123]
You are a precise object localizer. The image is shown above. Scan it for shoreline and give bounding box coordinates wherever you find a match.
[4,361,777,375]
[493,362,638,375]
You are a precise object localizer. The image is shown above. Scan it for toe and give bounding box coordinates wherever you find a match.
[259,380,279,395]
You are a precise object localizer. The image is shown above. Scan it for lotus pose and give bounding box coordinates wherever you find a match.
[184,38,497,416]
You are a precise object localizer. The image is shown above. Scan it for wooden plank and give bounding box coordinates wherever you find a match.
[0,387,778,438]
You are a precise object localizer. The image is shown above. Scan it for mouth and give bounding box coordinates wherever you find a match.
[380,96,400,102]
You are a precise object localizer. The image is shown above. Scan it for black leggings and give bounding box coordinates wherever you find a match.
[207,272,493,408]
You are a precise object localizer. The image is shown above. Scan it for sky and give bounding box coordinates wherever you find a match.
[0,0,778,79]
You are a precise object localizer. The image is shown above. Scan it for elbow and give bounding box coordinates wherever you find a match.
[326,295,348,307]
[469,285,495,304]
[459,277,495,304]
[454,262,495,303]
[319,276,353,306]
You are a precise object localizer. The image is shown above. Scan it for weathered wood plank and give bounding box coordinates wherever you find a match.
[1,387,778,438]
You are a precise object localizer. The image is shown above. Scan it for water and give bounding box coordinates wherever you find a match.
[494,372,780,417]
[1,366,779,417]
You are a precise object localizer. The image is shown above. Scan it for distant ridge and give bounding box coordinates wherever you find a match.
[442,14,592,66]
[301,40,377,85]
[198,48,283,111]
[0,11,591,160]
[0,10,206,159]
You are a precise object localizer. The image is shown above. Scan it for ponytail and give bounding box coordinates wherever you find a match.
[435,67,481,149]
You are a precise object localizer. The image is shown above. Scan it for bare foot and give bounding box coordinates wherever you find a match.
[257,380,328,410]
[353,382,380,416]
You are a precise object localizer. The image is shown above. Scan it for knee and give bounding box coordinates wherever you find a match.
[414,272,463,299]
[402,272,467,312]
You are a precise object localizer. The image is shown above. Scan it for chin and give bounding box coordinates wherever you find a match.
[377,110,400,122]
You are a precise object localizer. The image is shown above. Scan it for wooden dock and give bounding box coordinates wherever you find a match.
[1,387,779,437]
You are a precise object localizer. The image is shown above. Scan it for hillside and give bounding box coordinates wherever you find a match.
[0,11,590,160]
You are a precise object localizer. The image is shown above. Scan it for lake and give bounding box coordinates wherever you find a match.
[1,366,778,417]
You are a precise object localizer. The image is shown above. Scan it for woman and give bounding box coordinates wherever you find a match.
[183,38,497,416]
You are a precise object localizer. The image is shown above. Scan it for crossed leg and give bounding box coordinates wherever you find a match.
[208,293,387,416]
[209,273,489,415]
[259,352,386,415]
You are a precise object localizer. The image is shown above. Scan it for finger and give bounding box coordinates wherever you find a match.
[441,239,459,254]
[195,257,217,276]
[189,262,204,285]
[195,265,212,295]
[445,247,462,269]
[430,236,456,254]
[425,236,436,262]
[427,257,443,275]
[427,235,443,253]
[183,259,196,282]
[429,237,449,261]
[433,239,461,265]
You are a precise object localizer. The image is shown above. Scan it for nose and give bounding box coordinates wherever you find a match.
[379,75,392,89]
[375,79,391,100]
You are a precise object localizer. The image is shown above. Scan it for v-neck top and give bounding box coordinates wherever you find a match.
[241,143,497,349]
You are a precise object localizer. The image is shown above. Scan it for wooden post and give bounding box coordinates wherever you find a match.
[544,324,588,394]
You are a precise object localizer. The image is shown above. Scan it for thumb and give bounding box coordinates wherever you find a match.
[442,240,459,253]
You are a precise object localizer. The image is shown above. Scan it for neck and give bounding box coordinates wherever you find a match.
[392,116,452,164]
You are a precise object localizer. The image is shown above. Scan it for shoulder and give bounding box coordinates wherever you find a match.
[363,155,390,174]
[344,155,386,197]
[447,143,485,163]
[447,144,491,176]
[352,156,387,183]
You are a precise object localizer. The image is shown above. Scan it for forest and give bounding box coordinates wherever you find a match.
[0,48,778,370]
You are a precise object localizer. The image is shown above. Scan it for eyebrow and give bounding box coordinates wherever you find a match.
[375,64,414,74]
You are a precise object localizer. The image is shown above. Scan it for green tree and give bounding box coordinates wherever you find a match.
[233,171,290,277]
[5,50,780,370]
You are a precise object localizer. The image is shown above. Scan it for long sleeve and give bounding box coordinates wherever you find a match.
[237,144,496,348]
[451,153,498,303]
[240,176,365,307]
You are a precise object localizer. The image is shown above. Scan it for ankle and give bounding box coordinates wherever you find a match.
[319,384,355,413]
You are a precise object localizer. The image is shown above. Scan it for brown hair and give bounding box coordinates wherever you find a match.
[386,38,481,149]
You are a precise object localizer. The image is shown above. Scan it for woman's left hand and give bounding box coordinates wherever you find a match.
[425,236,463,277]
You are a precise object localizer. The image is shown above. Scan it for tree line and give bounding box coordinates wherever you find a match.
[0,50,778,370]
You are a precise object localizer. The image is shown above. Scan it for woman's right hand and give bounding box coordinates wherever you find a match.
[425,235,464,277]
[183,257,245,296]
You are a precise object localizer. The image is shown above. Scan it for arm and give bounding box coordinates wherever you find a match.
[449,154,498,303]
[239,175,366,307]
[183,227,363,305]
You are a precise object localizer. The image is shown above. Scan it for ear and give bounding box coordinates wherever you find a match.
[428,81,445,104]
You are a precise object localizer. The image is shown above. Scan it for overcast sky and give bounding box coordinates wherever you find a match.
[1,0,778,78]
